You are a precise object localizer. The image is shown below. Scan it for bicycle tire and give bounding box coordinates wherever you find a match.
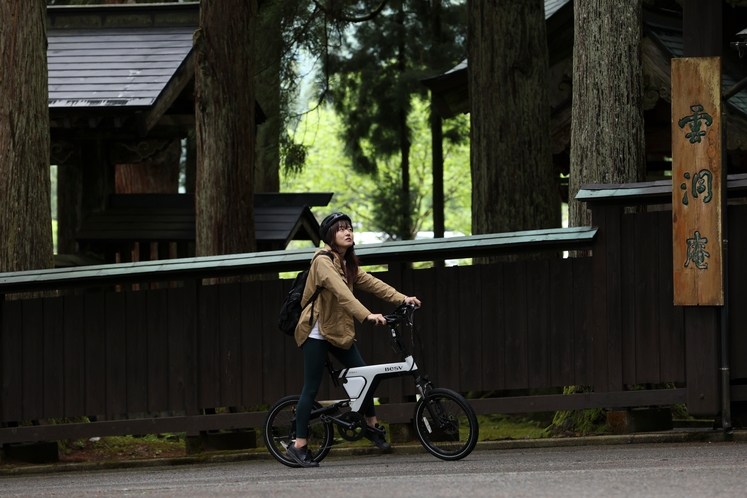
[263,395,333,468]
[413,388,479,461]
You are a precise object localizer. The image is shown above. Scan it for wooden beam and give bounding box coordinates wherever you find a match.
[576,173,747,206]
[144,50,195,133]
[0,389,688,444]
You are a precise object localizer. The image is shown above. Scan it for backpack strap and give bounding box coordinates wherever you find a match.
[305,251,335,325]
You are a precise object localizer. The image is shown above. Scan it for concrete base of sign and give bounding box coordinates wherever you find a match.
[185,430,256,454]
[607,408,673,434]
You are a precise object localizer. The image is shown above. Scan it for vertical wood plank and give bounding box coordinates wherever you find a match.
[620,214,636,385]
[43,297,65,418]
[604,206,624,392]
[105,292,128,415]
[480,263,504,391]
[591,205,610,392]
[459,265,482,392]
[550,259,573,387]
[22,299,44,420]
[172,284,198,414]
[635,212,661,384]
[503,261,528,390]
[218,283,241,408]
[527,260,550,389]
[2,300,23,421]
[435,266,460,390]
[63,295,85,418]
[126,291,148,414]
[240,280,263,407]
[197,284,220,410]
[84,293,106,416]
[728,206,747,379]
[146,289,169,413]
[573,257,593,386]
[684,306,720,417]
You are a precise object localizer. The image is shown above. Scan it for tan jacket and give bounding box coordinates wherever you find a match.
[294,246,407,349]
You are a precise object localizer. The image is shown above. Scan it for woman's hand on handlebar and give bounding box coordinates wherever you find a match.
[367,313,387,326]
[404,296,421,307]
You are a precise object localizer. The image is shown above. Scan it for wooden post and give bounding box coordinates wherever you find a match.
[682,0,722,58]
[676,1,724,418]
[671,57,723,306]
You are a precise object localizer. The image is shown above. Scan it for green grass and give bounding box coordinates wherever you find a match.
[57,413,550,463]
[59,433,186,461]
[477,414,548,441]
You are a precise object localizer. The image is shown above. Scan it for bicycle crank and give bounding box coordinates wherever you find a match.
[336,411,367,441]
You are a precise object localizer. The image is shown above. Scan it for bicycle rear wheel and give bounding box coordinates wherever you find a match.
[413,388,479,461]
[263,395,333,468]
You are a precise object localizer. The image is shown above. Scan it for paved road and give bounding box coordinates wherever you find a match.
[2,442,746,497]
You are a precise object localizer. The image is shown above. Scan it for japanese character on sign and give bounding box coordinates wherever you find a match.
[680,169,713,205]
[677,105,713,144]
[684,231,710,270]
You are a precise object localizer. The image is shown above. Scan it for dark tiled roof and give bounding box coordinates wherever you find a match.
[77,194,333,249]
[644,15,747,118]
[545,0,571,18]
[48,26,195,108]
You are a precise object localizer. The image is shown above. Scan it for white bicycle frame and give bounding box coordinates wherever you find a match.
[338,354,418,412]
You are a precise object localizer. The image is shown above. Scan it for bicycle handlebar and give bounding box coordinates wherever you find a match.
[382,303,419,326]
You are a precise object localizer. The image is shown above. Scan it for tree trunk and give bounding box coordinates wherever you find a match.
[568,0,646,228]
[430,0,444,243]
[194,0,258,264]
[396,4,412,241]
[467,0,559,241]
[254,2,281,194]
[0,0,54,274]
[552,0,646,436]
[431,99,444,239]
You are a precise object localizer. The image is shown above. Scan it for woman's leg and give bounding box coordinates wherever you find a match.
[294,339,329,446]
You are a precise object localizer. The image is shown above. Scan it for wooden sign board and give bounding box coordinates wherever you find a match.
[671,57,723,306]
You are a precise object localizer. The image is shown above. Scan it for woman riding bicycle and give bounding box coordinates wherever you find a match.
[287,212,421,468]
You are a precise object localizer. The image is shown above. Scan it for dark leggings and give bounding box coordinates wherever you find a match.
[295,338,376,439]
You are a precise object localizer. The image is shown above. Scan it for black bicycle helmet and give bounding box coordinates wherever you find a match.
[319,212,352,240]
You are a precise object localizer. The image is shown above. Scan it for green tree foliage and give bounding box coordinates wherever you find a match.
[282,99,470,241]
[318,0,466,240]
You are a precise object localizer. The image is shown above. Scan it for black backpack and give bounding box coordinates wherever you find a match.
[278,251,334,336]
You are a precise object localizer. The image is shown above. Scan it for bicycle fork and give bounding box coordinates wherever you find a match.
[413,374,449,433]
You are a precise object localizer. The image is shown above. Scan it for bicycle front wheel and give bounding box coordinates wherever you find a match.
[413,388,479,461]
[263,395,333,468]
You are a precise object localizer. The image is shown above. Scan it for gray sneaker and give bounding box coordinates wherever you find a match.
[286,444,319,467]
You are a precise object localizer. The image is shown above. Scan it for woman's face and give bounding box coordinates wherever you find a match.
[333,222,354,252]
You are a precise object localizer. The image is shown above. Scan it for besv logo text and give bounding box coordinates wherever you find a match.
[385,366,404,372]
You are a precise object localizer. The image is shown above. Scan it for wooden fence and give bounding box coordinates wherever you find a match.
[3,179,747,444]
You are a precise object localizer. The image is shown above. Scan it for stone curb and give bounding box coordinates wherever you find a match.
[0,428,744,477]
